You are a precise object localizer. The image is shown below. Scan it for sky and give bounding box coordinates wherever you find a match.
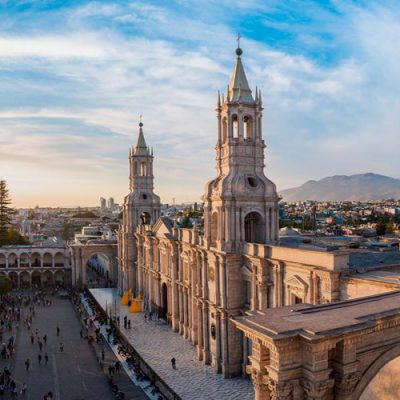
[1,0,400,208]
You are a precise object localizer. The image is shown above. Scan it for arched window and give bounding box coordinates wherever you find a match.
[243,115,253,140]
[222,117,227,143]
[244,212,265,243]
[134,162,138,175]
[140,162,146,176]
[210,212,218,247]
[140,211,151,225]
[232,114,239,138]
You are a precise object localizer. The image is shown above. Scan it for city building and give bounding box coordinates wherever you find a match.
[0,245,71,287]
[117,44,352,379]
[100,197,106,210]
[108,197,115,210]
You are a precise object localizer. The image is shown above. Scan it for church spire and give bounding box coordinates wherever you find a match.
[228,35,254,104]
[134,115,150,156]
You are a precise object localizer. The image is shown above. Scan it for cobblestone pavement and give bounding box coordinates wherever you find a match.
[91,288,254,400]
[0,294,117,400]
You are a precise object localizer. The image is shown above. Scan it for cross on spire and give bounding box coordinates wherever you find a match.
[237,33,241,49]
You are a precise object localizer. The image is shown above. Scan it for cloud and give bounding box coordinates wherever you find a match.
[0,0,400,207]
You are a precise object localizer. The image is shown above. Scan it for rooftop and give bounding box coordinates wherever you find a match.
[233,291,400,341]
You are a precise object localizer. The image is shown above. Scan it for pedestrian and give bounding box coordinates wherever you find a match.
[56,326,60,337]
[44,353,48,364]
[59,343,63,353]
[171,357,176,369]
[30,334,34,344]
[43,334,47,344]
[128,320,131,329]
[38,341,43,352]
[25,358,30,371]
[47,391,53,399]
[20,382,27,395]
[79,329,83,338]
[101,348,105,361]
[38,353,42,364]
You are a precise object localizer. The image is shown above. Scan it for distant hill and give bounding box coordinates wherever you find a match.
[280,173,400,202]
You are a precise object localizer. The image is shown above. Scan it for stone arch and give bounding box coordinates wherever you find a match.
[31,252,41,267]
[8,271,18,287]
[243,115,253,140]
[54,270,65,286]
[140,211,151,225]
[19,270,31,288]
[210,212,218,247]
[355,344,400,399]
[43,252,52,267]
[54,252,64,267]
[19,252,29,267]
[42,270,54,287]
[232,114,239,138]
[244,211,265,243]
[160,282,168,320]
[8,253,17,268]
[31,271,42,287]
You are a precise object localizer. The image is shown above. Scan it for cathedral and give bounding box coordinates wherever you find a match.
[117,44,347,379]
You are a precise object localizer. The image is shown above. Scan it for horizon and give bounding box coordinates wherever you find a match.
[2,1,400,208]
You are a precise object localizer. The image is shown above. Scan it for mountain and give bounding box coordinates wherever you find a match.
[280,173,400,202]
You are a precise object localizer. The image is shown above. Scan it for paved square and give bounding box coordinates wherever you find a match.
[91,288,254,400]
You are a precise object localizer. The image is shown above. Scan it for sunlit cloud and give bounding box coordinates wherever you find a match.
[0,0,399,207]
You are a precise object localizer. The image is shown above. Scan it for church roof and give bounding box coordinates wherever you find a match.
[228,46,254,104]
[133,121,150,156]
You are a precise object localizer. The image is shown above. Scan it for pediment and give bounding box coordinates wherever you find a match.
[240,264,252,277]
[152,217,173,238]
[286,275,308,291]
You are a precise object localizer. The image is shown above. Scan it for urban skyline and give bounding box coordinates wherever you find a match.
[2,1,400,207]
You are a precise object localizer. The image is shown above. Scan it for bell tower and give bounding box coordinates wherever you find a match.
[203,42,279,253]
[118,118,161,293]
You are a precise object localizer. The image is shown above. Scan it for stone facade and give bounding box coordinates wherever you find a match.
[117,44,355,380]
[0,246,70,287]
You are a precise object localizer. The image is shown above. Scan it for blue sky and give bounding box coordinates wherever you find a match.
[0,0,399,207]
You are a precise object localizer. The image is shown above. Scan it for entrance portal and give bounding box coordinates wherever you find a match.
[160,283,168,320]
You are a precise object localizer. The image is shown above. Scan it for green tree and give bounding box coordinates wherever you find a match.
[0,275,12,295]
[376,219,387,236]
[6,229,30,245]
[0,180,15,244]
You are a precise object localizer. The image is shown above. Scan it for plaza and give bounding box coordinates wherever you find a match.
[0,291,147,400]
[90,288,254,400]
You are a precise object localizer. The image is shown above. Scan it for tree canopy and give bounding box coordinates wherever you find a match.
[0,275,12,295]
[0,180,15,245]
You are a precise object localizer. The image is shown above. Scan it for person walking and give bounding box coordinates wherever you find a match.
[43,334,47,344]
[59,343,64,353]
[25,358,30,371]
[20,382,27,395]
[56,326,60,337]
[38,353,42,364]
[171,357,176,370]
[44,353,48,364]
[38,341,43,352]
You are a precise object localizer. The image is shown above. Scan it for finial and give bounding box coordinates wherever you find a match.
[139,114,143,128]
[236,33,243,57]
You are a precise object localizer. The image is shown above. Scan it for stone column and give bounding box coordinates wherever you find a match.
[202,303,210,364]
[248,341,270,400]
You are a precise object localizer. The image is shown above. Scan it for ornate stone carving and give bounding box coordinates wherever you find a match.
[334,371,361,395]
[302,379,334,400]
[267,379,293,400]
